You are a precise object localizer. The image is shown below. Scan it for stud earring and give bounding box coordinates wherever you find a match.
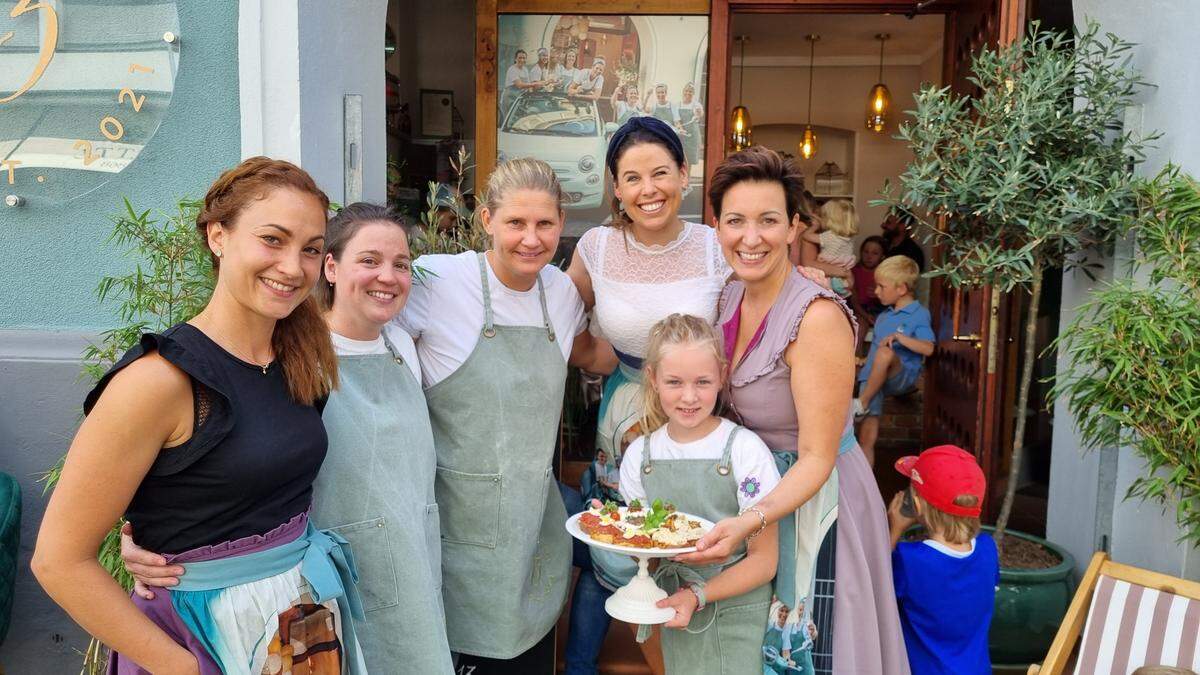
[214,250,222,258]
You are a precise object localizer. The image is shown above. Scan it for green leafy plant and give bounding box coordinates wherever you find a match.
[877,22,1152,547]
[41,196,214,674]
[409,145,489,263]
[1053,168,1200,543]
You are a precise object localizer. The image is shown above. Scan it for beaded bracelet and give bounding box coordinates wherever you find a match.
[740,505,767,541]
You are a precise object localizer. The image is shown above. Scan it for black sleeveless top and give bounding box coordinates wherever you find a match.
[84,323,328,554]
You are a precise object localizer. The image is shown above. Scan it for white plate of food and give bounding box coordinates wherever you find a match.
[565,498,716,557]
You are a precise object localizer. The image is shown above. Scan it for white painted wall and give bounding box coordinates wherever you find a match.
[1050,0,1200,579]
[238,0,388,204]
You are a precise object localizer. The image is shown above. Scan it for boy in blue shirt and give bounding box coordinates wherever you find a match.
[852,254,934,465]
[888,445,999,675]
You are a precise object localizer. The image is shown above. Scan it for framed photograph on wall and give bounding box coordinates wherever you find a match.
[490,13,709,238]
[420,89,454,138]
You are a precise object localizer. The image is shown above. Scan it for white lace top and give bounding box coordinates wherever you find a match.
[578,221,731,359]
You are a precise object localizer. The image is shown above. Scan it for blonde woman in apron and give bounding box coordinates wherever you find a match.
[115,202,456,673]
[677,82,704,168]
[396,158,615,663]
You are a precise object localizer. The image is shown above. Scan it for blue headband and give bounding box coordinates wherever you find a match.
[605,116,686,177]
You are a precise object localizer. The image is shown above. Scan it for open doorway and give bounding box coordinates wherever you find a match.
[728,10,944,512]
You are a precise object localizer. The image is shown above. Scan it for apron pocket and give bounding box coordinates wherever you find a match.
[435,467,502,549]
[715,598,771,675]
[328,516,400,613]
[425,503,443,589]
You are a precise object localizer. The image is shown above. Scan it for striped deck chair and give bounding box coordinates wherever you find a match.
[1029,552,1200,675]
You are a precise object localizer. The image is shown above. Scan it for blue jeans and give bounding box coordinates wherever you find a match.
[864,366,920,416]
[559,482,613,675]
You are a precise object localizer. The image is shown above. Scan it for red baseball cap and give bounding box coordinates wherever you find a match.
[894,445,985,517]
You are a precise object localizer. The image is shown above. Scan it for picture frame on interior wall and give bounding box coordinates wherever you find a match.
[421,89,455,138]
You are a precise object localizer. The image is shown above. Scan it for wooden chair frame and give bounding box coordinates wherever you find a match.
[1029,552,1200,675]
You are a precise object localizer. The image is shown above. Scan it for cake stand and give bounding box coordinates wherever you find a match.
[565,511,715,624]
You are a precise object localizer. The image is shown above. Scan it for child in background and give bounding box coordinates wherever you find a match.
[801,199,858,298]
[850,236,888,355]
[618,314,780,674]
[853,255,934,465]
[888,445,998,675]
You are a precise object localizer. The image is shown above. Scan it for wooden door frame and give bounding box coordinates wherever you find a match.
[475,0,712,192]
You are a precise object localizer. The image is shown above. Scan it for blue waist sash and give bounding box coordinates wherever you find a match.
[171,522,366,674]
[615,349,643,373]
[772,427,859,462]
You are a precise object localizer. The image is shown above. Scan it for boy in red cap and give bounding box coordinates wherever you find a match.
[887,445,999,675]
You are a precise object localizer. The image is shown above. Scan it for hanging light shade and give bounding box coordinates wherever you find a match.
[866,33,892,133]
[799,126,818,160]
[799,34,819,160]
[730,36,752,151]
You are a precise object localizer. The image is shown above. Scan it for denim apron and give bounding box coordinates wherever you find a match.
[424,253,571,659]
[640,425,772,674]
[311,334,454,674]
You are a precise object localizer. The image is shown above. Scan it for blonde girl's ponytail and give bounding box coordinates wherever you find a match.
[639,313,728,434]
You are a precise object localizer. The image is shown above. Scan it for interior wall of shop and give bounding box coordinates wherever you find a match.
[385,0,477,188]
[731,54,939,253]
[0,4,241,669]
[1050,0,1200,580]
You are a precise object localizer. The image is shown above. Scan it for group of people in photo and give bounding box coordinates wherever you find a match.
[500,44,705,167]
[31,115,1000,675]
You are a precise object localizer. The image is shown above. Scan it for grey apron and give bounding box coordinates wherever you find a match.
[424,252,571,659]
[312,333,454,674]
[679,104,701,164]
[642,425,772,675]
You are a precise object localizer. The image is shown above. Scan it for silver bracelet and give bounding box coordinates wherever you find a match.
[741,506,767,541]
[688,582,707,611]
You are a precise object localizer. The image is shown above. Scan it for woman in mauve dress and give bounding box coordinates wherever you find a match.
[678,146,909,675]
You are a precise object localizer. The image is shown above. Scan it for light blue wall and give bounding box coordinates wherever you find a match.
[0,1,242,332]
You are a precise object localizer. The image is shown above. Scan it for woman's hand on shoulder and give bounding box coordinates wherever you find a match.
[795,266,830,289]
[120,522,183,600]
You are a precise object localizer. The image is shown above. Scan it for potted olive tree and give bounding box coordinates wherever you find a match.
[878,22,1151,666]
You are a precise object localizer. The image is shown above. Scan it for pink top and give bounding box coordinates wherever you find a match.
[718,270,858,451]
[852,264,880,308]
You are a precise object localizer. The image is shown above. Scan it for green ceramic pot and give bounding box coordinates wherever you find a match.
[986,527,1075,667]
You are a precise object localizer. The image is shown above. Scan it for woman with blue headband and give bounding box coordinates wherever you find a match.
[564,116,731,674]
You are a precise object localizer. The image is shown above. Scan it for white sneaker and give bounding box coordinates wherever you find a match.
[852,398,867,420]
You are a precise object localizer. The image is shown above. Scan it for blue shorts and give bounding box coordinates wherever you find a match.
[865,366,920,417]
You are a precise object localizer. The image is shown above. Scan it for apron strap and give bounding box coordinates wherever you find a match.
[475,252,555,342]
[476,252,497,337]
[535,273,556,342]
[717,425,740,476]
[380,330,404,365]
[639,432,654,475]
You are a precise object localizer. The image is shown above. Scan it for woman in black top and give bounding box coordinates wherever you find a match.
[32,158,360,674]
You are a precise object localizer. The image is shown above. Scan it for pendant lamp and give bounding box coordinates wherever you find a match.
[799,34,819,160]
[730,36,752,151]
[866,33,892,133]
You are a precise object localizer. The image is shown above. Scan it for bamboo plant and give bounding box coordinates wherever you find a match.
[1053,168,1200,544]
[878,22,1152,546]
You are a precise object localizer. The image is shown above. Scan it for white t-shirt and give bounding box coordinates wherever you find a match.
[572,70,604,94]
[504,63,528,89]
[619,419,781,512]
[395,251,588,388]
[330,324,421,380]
